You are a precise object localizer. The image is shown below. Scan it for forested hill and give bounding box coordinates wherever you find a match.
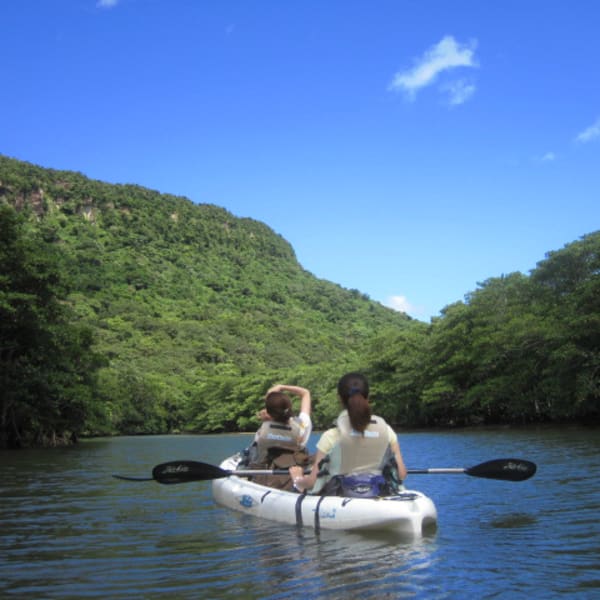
[1,155,599,449]
[0,155,414,446]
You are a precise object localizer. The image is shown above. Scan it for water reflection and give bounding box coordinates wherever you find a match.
[180,508,440,599]
[1,428,598,599]
[486,512,539,529]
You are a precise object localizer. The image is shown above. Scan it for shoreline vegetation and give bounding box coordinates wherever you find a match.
[1,155,599,449]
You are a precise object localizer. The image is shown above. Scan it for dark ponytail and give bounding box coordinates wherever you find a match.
[337,372,371,433]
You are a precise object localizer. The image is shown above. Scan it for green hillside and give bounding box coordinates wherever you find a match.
[0,155,414,446]
[2,154,598,449]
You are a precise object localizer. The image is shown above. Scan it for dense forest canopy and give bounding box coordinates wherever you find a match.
[1,155,598,447]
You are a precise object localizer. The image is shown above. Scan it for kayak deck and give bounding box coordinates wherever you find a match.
[211,455,437,536]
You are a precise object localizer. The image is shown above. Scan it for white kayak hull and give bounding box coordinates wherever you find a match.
[212,455,437,536]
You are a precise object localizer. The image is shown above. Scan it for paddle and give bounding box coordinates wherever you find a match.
[113,457,536,485]
[408,458,537,482]
[113,460,299,484]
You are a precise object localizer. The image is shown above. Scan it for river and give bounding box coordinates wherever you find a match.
[1,426,598,598]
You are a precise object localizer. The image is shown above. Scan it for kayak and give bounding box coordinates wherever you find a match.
[211,454,438,536]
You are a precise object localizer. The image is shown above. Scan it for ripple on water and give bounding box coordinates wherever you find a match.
[1,430,599,599]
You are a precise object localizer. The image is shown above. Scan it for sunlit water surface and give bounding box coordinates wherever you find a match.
[1,427,598,598]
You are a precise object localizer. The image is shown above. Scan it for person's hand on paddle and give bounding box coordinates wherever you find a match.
[289,462,320,492]
[289,466,303,479]
[289,465,305,491]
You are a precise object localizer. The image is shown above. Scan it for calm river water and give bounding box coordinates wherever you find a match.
[1,427,598,599]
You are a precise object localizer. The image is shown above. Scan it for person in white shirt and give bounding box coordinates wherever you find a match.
[247,384,312,490]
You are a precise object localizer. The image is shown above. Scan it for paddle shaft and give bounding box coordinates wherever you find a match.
[408,468,466,475]
[222,468,296,476]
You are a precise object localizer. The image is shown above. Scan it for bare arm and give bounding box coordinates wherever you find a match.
[289,449,324,492]
[391,440,408,481]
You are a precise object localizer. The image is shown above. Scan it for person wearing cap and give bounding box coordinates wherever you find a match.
[289,372,407,495]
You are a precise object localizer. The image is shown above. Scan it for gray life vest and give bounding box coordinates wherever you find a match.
[337,412,390,474]
[253,420,304,466]
[312,412,390,493]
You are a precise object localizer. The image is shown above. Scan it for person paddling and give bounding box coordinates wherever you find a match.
[289,372,407,496]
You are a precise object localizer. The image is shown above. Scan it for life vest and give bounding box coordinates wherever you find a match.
[337,412,390,473]
[252,420,305,466]
[313,412,390,494]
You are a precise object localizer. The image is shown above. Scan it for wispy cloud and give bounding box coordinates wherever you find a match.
[575,118,600,143]
[384,295,426,319]
[534,151,557,163]
[442,79,476,106]
[389,35,478,103]
[97,0,119,8]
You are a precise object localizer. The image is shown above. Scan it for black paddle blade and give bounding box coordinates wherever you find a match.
[465,458,537,482]
[152,460,230,484]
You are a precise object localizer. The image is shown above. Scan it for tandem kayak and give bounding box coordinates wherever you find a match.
[211,455,438,536]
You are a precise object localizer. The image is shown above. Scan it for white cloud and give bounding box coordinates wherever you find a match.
[384,295,426,319]
[97,0,119,8]
[442,79,477,106]
[389,35,478,100]
[576,118,600,143]
[535,151,556,163]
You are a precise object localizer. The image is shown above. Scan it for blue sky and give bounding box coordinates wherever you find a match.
[2,1,598,321]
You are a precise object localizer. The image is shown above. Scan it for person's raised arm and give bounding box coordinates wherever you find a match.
[267,384,311,416]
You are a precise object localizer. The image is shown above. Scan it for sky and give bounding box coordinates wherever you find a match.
[1,1,599,321]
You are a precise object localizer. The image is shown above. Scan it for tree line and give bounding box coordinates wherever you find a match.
[366,234,600,427]
[1,155,598,447]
